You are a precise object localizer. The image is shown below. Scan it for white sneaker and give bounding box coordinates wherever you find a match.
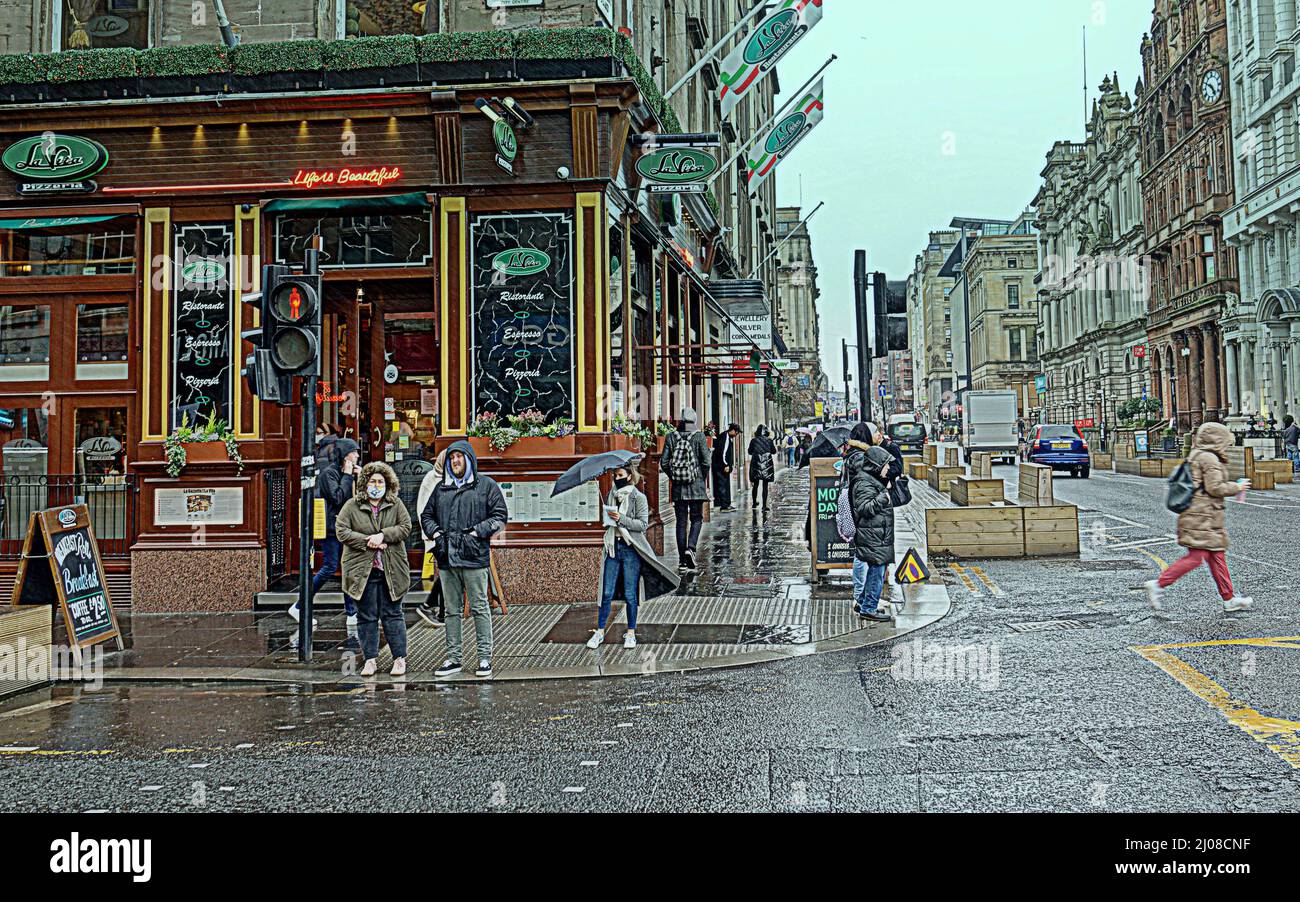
[359,659,377,676]
[585,629,605,649]
[623,631,637,649]
[389,658,406,676]
[346,614,358,627]
[1223,596,1253,613]
[1145,580,1164,611]
[287,602,300,621]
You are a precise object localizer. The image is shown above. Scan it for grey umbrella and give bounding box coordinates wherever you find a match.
[551,449,643,496]
[799,426,853,467]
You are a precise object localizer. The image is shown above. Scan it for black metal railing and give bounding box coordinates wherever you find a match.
[264,468,288,583]
[0,474,137,560]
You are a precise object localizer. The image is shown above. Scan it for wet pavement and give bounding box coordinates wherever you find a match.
[3,457,1299,812]
[70,465,950,682]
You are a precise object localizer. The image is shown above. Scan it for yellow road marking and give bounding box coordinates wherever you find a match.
[969,566,1006,598]
[0,748,115,756]
[1132,639,1300,770]
[948,563,980,595]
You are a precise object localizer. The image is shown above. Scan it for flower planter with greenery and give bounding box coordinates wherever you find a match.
[323,35,419,88]
[40,47,137,100]
[467,410,576,457]
[138,44,229,96]
[229,39,324,92]
[163,412,245,478]
[416,30,514,82]
[0,53,44,102]
[513,27,619,80]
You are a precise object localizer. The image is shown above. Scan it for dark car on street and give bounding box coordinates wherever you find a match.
[1022,423,1091,478]
[887,421,927,455]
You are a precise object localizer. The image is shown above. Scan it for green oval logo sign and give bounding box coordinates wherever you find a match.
[492,247,550,277]
[765,112,808,155]
[181,259,227,285]
[636,147,719,184]
[743,9,800,65]
[1,134,109,181]
[493,119,518,162]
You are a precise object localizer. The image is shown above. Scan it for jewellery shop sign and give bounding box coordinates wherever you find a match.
[2,133,109,195]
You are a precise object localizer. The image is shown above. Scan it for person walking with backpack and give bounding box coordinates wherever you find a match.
[785,431,798,468]
[748,424,778,512]
[660,406,711,571]
[1146,422,1253,614]
[335,462,412,676]
[421,440,509,678]
[844,422,895,622]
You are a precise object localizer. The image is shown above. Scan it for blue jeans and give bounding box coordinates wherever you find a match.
[356,570,406,661]
[787,448,797,467]
[1288,445,1300,473]
[599,539,642,629]
[853,558,887,613]
[312,536,356,616]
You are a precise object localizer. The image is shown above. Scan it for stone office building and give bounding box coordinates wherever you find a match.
[1033,76,1150,434]
[1221,0,1300,424]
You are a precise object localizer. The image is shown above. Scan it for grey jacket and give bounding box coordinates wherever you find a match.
[598,486,679,602]
[660,428,711,502]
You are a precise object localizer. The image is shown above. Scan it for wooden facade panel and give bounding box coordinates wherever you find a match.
[460,115,574,184]
[142,208,170,441]
[439,197,467,435]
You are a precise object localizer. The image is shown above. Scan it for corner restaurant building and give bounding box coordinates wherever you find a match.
[0,46,779,611]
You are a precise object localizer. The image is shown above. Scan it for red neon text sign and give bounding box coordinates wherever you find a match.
[292,166,403,190]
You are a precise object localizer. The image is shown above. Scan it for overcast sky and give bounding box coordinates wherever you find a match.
[771,0,1154,383]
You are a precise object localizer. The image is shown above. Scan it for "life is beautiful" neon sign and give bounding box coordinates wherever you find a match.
[292,166,403,190]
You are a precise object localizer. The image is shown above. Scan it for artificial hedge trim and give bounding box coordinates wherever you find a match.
[512,26,616,60]
[0,54,40,84]
[230,39,326,75]
[41,47,137,83]
[137,44,230,78]
[416,31,512,62]
[322,34,417,70]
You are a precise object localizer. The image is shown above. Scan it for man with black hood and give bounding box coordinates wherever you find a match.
[711,422,741,511]
[291,434,360,626]
[420,440,509,678]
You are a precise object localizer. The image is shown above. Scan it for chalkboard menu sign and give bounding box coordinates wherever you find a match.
[172,223,235,428]
[809,456,853,580]
[11,504,122,661]
[470,212,574,422]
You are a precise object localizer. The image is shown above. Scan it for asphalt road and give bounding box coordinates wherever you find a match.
[1,466,1297,813]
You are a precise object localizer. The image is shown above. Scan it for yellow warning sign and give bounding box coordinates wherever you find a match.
[895,547,930,584]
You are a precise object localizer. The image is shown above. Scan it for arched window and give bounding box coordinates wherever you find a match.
[1181,85,1194,132]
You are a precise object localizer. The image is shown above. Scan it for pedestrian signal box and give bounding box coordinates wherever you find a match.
[895,547,930,584]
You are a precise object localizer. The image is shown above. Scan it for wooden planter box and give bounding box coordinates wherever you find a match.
[928,466,965,493]
[1017,462,1054,506]
[924,445,938,466]
[943,447,961,468]
[1116,457,1183,478]
[950,476,1005,506]
[1224,446,1256,481]
[970,452,993,479]
[469,436,576,459]
[1023,504,1080,557]
[1253,459,1292,485]
[1089,452,1113,471]
[926,506,1024,558]
[0,606,52,699]
[1253,469,1276,490]
[181,441,231,465]
[908,461,929,481]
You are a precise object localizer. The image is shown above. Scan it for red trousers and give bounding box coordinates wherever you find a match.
[1157,548,1234,601]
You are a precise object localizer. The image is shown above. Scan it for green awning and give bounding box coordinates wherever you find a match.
[0,214,119,230]
[264,193,430,214]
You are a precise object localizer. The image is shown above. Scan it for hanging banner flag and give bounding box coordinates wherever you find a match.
[746,80,824,195]
[719,0,824,120]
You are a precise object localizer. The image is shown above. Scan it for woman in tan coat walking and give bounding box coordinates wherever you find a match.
[1146,422,1253,613]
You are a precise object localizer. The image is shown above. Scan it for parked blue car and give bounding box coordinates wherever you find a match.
[1022,424,1091,478]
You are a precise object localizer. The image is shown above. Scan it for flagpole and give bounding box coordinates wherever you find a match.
[746,201,824,278]
[708,54,837,184]
[664,0,771,101]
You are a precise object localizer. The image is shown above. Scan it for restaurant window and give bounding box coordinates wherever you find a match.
[275,214,433,269]
[1201,233,1217,281]
[76,303,130,379]
[1007,283,1020,308]
[0,305,51,381]
[61,0,151,50]
[609,222,626,416]
[0,216,136,278]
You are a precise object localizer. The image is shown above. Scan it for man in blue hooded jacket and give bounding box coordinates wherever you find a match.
[420,440,508,678]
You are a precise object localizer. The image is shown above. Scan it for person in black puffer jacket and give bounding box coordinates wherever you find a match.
[844,422,895,622]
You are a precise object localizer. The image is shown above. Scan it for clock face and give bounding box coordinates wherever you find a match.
[1202,69,1223,104]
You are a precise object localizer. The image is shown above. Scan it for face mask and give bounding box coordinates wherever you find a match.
[614,477,631,490]
[366,484,385,500]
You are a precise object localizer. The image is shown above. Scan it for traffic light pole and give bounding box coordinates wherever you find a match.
[297,245,320,663]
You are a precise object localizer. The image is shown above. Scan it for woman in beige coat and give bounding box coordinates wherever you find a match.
[1146,422,1253,613]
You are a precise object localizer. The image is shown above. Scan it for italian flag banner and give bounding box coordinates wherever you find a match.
[746,80,824,196]
[719,0,825,120]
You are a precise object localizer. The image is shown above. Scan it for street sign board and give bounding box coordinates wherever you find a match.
[895,547,930,584]
[809,457,853,580]
[1074,418,1096,430]
[1135,433,1149,453]
[1133,344,1147,358]
[1035,374,1048,395]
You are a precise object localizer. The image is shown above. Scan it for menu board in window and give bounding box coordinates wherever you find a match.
[172,224,234,429]
[470,212,574,422]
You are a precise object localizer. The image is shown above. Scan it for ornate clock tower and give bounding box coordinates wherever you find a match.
[1137,0,1237,433]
